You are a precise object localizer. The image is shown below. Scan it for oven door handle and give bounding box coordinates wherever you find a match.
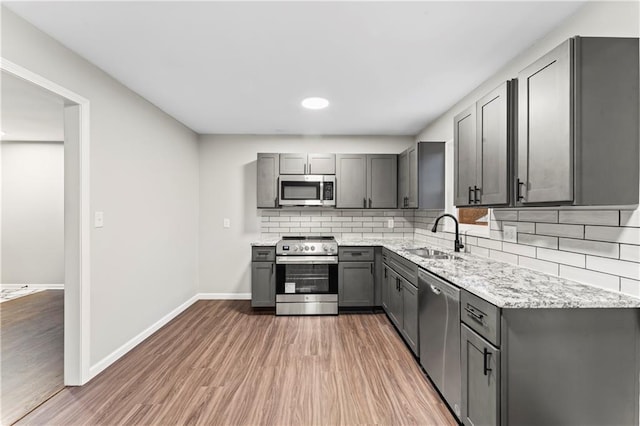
[276,256,338,265]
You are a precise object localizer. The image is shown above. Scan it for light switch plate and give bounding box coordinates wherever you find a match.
[223,218,230,228]
[387,219,394,228]
[94,211,104,228]
[503,225,517,243]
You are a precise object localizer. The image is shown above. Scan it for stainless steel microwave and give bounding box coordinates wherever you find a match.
[278,175,335,207]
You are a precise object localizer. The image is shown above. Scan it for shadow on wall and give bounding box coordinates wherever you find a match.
[244,160,259,233]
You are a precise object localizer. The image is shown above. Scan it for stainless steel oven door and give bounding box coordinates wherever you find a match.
[275,256,338,295]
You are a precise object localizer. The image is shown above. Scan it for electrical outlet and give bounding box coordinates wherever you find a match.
[387,219,394,228]
[94,211,104,228]
[223,218,231,228]
[503,225,517,243]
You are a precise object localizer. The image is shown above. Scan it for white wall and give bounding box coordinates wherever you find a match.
[1,141,64,284]
[198,135,413,295]
[2,8,200,366]
[415,1,640,296]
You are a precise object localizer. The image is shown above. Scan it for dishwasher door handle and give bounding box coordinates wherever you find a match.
[430,284,442,295]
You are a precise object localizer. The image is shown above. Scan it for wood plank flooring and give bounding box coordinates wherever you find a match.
[18,300,456,425]
[1,290,64,426]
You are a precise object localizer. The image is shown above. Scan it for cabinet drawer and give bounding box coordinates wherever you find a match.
[339,247,374,262]
[252,247,275,261]
[461,290,501,347]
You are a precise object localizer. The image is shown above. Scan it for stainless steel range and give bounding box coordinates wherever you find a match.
[275,236,338,315]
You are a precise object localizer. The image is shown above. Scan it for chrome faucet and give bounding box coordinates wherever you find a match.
[431,214,464,252]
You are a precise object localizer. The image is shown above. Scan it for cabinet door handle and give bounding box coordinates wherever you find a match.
[483,348,492,376]
[274,197,278,207]
[473,186,480,203]
[363,198,367,208]
[308,163,311,174]
[369,198,372,208]
[384,267,387,279]
[370,263,373,275]
[405,196,409,208]
[271,263,274,275]
[468,187,474,204]
[517,179,525,201]
[304,163,307,174]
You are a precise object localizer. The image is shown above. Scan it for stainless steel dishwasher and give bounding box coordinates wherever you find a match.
[418,268,461,420]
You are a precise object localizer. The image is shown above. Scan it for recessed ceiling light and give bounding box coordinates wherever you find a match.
[301,97,329,110]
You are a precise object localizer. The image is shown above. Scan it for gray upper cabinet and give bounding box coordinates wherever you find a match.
[279,153,335,175]
[336,154,367,208]
[517,36,639,206]
[368,154,398,208]
[402,142,446,209]
[454,107,477,206]
[336,154,397,208]
[477,82,511,206]
[454,81,512,208]
[279,153,308,174]
[398,146,418,208]
[308,153,336,174]
[257,153,279,208]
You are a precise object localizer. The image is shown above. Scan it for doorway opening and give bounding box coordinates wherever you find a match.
[0,59,91,423]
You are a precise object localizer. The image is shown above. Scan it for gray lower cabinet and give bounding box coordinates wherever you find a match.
[461,324,500,426]
[382,249,419,356]
[338,247,375,307]
[338,262,374,307]
[336,154,397,208]
[400,279,418,354]
[460,288,640,425]
[251,247,276,307]
[251,261,275,307]
[517,36,639,206]
[256,153,279,208]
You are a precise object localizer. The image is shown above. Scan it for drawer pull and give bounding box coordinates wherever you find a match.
[465,305,485,323]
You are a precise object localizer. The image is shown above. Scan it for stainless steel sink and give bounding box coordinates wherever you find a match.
[407,248,459,260]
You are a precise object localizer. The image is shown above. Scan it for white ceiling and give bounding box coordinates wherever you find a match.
[5,1,585,136]
[1,71,65,141]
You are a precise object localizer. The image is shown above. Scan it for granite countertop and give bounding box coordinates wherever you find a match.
[251,237,640,309]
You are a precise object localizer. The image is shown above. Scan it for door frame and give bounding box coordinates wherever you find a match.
[1,58,91,385]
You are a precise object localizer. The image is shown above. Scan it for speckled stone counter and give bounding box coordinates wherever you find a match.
[251,237,640,309]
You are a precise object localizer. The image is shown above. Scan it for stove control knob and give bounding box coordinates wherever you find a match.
[311,246,315,251]
[322,244,328,251]
[304,246,310,251]
[293,245,298,252]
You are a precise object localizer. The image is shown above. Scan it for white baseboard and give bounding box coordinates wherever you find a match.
[198,292,251,300]
[88,294,198,380]
[1,283,64,290]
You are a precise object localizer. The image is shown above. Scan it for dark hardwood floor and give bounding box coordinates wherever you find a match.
[18,300,456,425]
[1,290,64,426]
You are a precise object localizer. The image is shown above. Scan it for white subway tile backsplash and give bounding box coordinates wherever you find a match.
[585,226,640,245]
[504,221,536,234]
[518,256,559,276]
[586,256,640,280]
[492,210,518,221]
[535,223,584,239]
[620,278,640,297]
[559,210,619,226]
[518,210,558,223]
[489,250,518,265]
[261,208,639,299]
[620,244,640,262]
[559,265,620,292]
[478,238,502,250]
[558,238,619,259]
[518,233,558,249]
[536,248,586,268]
[469,245,490,257]
[620,210,640,227]
[502,242,537,257]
